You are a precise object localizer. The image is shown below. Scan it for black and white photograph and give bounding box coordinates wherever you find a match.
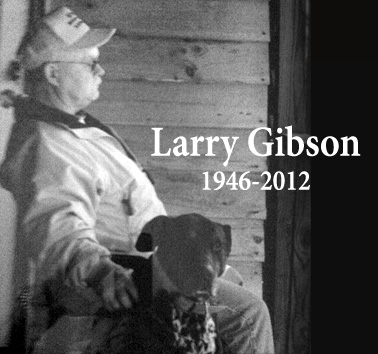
[7,0,373,353]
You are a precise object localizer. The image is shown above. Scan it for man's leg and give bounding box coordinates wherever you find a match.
[214,278,274,354]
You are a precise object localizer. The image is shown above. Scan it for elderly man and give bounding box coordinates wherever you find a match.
[0,6,274,354]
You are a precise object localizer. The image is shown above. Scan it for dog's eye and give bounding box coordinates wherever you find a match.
[213,239,223,252]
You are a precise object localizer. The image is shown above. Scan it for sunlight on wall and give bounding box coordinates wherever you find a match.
[0,0,29,345]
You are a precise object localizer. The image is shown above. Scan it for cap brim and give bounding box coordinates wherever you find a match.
[73,28,116,49]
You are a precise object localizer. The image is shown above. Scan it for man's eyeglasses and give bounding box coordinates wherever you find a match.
[46,60,101,72]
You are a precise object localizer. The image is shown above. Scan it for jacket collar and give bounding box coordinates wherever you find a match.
[12,96,155,183]
[14,96,89,128]
[14,96,115,135]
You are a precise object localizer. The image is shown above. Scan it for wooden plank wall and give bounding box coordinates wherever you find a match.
[49,0,270,297]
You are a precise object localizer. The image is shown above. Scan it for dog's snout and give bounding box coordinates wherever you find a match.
[204,262,218,281]
[194,290,211,301]
[196,263,217,295]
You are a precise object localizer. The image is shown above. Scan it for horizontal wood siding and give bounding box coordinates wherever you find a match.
[110,124,268,172]
[88,81,268,128]
[59,0,270,42]
[151,168,266,219]
[51,0,270,296]
[212,218,265,262]
[99,38,269,84]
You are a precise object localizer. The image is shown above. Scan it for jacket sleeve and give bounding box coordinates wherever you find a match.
[19,126,112,288]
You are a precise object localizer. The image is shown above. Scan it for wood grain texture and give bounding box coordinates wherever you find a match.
[272,0,311,353]
[289,166,311,354]
[111,124,268,172]
[227,258,262,298]
[204,217,265,261]
[217,218,265,261]
[274,157,311,354]
[150,168,266,220]
[89,81,268,128]
[98,37,269,84]
[52,0,270,42]
[228,220,264,261]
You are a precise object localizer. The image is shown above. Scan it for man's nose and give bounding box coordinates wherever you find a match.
[95,63,105,76]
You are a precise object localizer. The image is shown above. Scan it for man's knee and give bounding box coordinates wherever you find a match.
[215,279,274,354]
[215,280,270,328]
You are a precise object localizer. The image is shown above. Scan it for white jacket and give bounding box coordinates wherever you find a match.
[0,98,166,302]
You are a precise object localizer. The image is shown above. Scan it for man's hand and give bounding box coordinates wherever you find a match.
[86,257,139,312]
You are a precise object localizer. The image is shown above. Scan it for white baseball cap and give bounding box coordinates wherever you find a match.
[22,6,116,70]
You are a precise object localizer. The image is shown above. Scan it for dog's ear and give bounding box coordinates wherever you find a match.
[223,224,232,257]
[138,215,169,251]
[135,232,153,252]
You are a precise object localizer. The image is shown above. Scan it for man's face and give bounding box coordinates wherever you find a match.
[55,47,104,110]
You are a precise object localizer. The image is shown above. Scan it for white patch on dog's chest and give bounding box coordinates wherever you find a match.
[171,304,217,354]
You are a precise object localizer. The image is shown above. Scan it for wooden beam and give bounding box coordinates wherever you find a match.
[272,0,311,353]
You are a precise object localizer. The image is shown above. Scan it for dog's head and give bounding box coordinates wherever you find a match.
[136,213,231,302]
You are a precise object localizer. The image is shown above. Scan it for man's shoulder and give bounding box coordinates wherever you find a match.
[13,118,72,143]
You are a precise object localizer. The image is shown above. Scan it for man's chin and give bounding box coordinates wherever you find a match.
[90,91,100,103]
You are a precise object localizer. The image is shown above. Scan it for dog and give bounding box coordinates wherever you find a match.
[98,213,232,354]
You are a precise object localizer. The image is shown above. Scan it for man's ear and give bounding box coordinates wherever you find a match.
[43,63,59,86]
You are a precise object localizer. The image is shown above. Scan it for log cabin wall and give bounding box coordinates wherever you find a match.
[47,0,270,297]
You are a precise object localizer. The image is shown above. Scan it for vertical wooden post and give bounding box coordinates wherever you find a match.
[269,0,311,353]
